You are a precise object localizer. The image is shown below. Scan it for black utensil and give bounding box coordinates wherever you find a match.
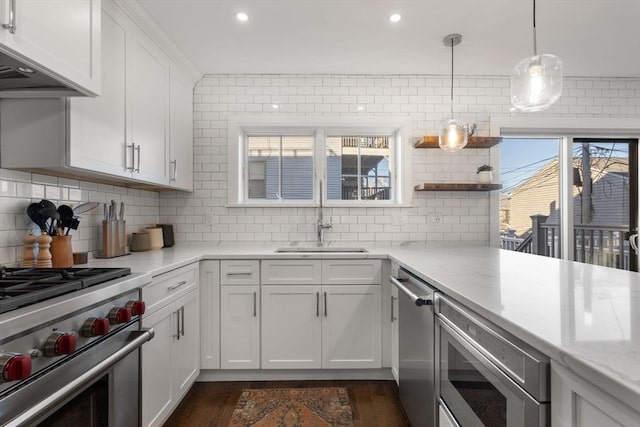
[39,206,60,235]
[27,203,47,230]
[57,205,74,233]
[67,218,80,235]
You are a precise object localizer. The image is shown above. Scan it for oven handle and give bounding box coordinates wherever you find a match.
[8,328,155,427]
[390,276,433,307]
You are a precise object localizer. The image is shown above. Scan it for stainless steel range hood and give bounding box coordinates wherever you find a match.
[0,51,90,97]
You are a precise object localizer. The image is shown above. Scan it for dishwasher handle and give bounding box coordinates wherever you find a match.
[390,276,433,307]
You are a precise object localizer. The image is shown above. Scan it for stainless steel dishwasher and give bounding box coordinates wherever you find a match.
[390,267,438,427]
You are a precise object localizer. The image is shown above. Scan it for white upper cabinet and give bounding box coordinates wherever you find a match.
[0,0,101,96]
[169,64,194,191]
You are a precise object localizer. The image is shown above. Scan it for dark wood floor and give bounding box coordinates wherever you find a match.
[164,380,410,427]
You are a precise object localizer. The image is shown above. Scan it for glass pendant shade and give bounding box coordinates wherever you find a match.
[438,118,469,151]
[511,54,562,112]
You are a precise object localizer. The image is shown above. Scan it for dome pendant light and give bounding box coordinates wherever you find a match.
[438,34,476,152]
[511,0,562,112]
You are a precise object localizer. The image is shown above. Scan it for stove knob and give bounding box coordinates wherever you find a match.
[108,307,132,325]
[81,317,110,337]
[44,332,77,356]
[0,353,32,382]
[126,300,146,316]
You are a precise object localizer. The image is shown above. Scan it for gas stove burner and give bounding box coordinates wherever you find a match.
[0,267,131,314]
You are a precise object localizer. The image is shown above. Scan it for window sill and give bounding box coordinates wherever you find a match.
[226,202,414,208]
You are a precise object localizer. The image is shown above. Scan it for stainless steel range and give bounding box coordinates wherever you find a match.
[0,267,154,426]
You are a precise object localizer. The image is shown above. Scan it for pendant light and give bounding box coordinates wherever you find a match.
[438,34,476,152]
[511,0,562,112]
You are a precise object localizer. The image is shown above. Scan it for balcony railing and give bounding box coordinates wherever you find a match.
[500,215,632,270]
[341,186,390,200]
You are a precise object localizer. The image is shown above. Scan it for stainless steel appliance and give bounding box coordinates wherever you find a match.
[390,268,438,427]
[0,267,153,426]
[436,295,550,427]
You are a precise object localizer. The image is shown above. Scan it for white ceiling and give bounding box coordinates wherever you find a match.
[138,0,640,78]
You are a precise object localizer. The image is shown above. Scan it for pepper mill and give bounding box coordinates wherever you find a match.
[36,231,53,268]
[21,232,37,267]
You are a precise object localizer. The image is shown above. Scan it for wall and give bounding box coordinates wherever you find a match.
[0,169,160,266]
[159,74,640,246]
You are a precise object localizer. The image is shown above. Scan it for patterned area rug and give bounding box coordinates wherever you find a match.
[227,387,354,427]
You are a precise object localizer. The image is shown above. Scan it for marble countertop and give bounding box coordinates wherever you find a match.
[80,242,640,410]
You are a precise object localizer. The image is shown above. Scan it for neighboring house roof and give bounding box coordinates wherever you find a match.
[501,157,629,236]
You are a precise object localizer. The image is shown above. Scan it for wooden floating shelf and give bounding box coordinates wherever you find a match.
[415,136,503,149]
[414,183,503,192]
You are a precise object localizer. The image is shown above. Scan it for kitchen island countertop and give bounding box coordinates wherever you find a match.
[80,242,640,411]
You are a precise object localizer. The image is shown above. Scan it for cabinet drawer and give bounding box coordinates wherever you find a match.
[221,260,260,285]
[143,263,197,313]
[261,260,322,285]
[322,260,382,285]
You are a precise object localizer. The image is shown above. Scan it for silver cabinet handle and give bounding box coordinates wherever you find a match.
[168,280,187,290]
[389,276,433,307]
[316,292,320,317]
[2,0,16,34]
[180,306,185,336]
[324,292,327,317]
[391,295,396,322]
[7,329,154,427]
[170,160,177,181]
[135,145,141,173]
[226,271,252,276]
[125,143,135,171]
[253,291,257,317]
[174,309,181,340]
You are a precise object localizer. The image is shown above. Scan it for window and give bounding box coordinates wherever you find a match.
[229,117,410,207]
[246,135,314,200]
[326,136,391,201]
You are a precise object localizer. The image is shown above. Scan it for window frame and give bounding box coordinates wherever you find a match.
[227,115,412,207]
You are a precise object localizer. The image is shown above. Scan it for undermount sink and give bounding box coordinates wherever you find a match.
[274,247,368,253]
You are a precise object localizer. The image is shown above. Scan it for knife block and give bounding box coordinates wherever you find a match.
[102,220,127,258]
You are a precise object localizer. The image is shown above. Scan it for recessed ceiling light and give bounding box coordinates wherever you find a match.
[389,14,402,23]
[236,12,249,22]
[17,67,35,74]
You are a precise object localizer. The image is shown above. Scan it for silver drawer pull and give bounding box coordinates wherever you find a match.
[168,280,187,290]
[226,272,252,276]
[390,276,433,307]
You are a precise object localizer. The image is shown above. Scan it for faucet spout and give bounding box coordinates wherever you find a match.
[317,180,332,244]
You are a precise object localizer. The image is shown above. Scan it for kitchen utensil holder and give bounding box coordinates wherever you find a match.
[51,235,74,268]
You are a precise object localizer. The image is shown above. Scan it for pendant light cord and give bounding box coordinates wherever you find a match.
[532,0,537,55]
[450,38,454,115]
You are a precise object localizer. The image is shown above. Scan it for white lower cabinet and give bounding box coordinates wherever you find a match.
[220,285,260,369]
[199,261,220,369]
[321,285,381,369]
[141,264,199,427]
[261,284,381,369]
[261,285,323,369]
[551,361,640,427]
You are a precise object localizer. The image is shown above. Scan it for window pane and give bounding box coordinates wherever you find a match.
[280,136,314,200]
[572,139,632,270]
[499,138,561,257]
[247,136,280,199]
[246,135,314,201]
[326,135,391,201]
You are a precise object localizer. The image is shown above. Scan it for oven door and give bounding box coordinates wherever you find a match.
[437,320,548,427]
[0,322,154,426]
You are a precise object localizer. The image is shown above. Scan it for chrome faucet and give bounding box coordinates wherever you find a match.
[317,180,332,244]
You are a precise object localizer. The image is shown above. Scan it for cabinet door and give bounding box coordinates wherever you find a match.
[68,1,128,177]
[199,261,220,369]
[551,361,640,427]
[321,285,382,369]
[169,66,193,191]
[172,289,199,399]
[220,285,260,369]
[127,29,169,185]
[0,0,100,95]
[391,285,399,383]
[141,304,174,427]
[261,285,322,369]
